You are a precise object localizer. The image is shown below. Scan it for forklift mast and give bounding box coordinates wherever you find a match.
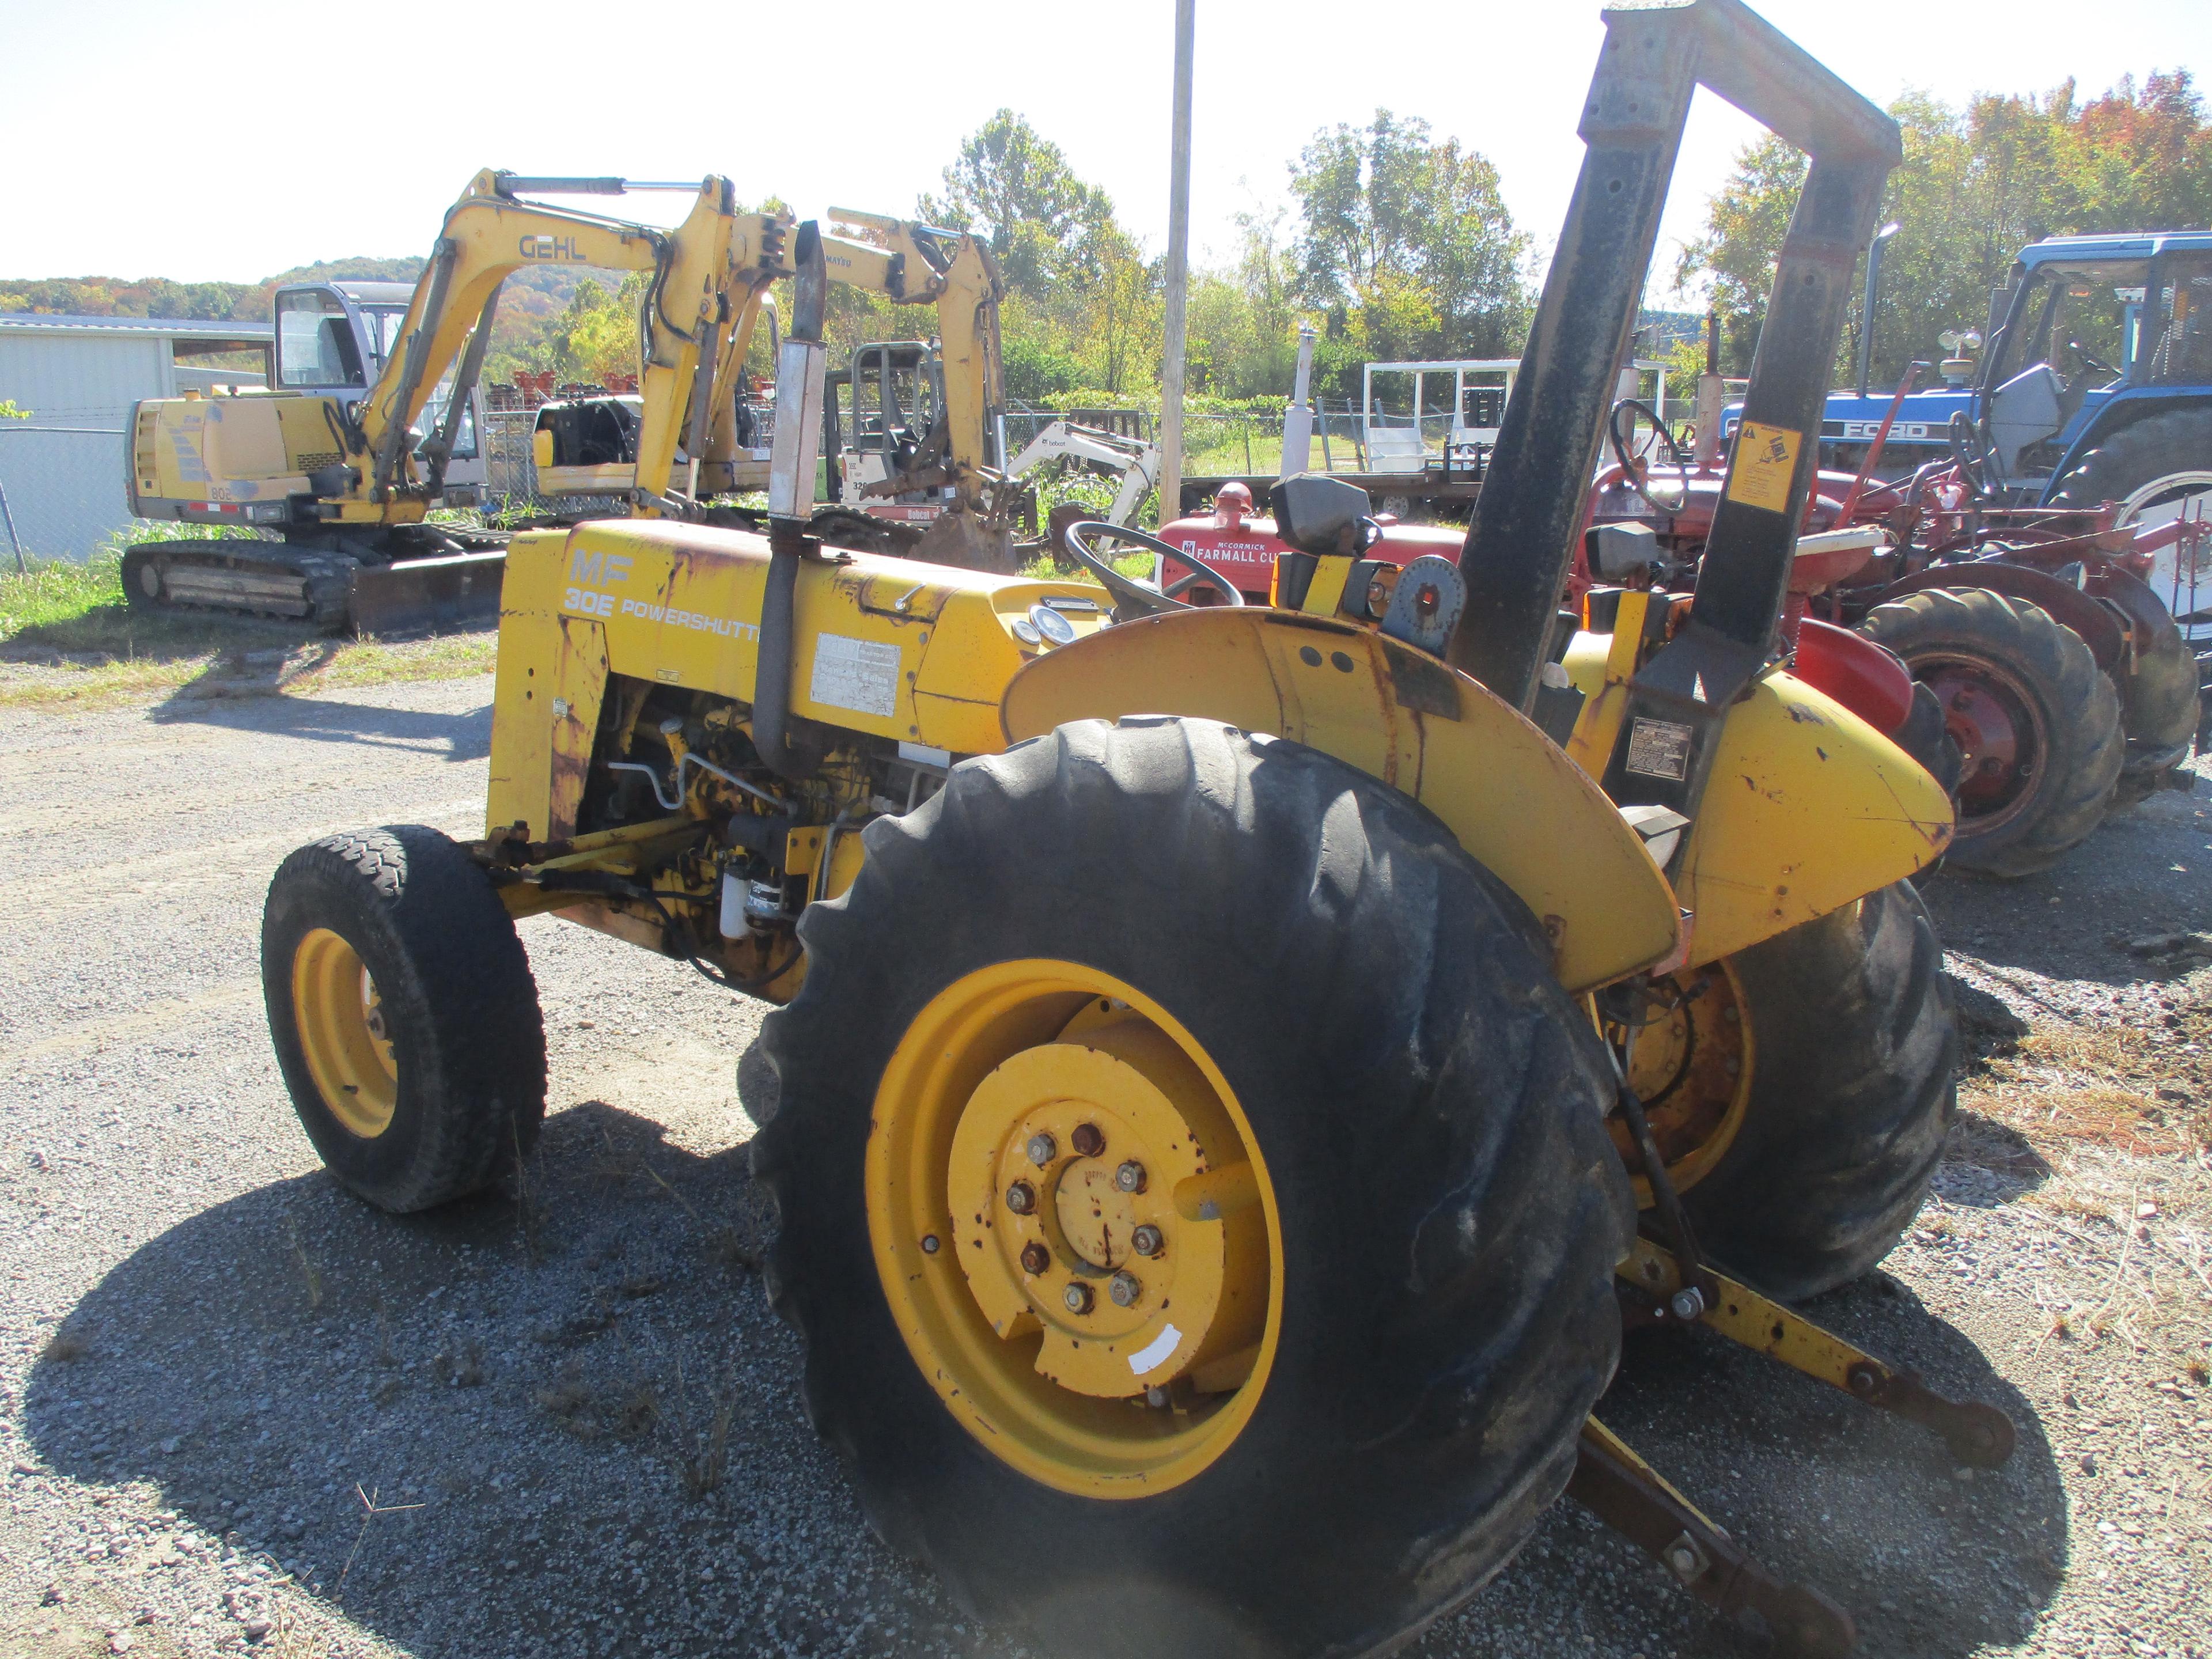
[1452,0,1901,827]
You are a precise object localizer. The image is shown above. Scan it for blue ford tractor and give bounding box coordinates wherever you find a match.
[1816,231,2212,644]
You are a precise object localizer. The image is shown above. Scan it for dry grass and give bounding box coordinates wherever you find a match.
[1963,1016,2209,1158]
[0,630,497,711]
[661,1356,736,1501]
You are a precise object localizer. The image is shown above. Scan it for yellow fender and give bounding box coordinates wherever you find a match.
[1560,626,1953,967]
[1000,608,1680,993]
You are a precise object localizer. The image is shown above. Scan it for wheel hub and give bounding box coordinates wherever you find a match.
[949,1027,1251,1400]
[865,961,1282,1495]
[1606,964,1752,1202]
[1918,656,2043,825]
[290,927,398,1137]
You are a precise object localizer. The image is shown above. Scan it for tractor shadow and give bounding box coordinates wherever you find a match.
[18,1095,992,1658]
[1920,775,2212,992]
[147,678,493,763]
[1438,1271,2063,1658]
[20,1065,2061,1659]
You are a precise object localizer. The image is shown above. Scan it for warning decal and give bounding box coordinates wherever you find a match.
[1725,421,1803,514]
[809,633,903,719]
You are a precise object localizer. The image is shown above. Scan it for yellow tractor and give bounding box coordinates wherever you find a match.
[259,3,2010,1652]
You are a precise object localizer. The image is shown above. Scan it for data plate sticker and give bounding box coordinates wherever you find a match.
[1624,717,1694,781]
[1725,421,1802,514]
[809,633,902,719]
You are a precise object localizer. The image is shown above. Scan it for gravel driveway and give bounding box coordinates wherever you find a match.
[1,675,2206,1658]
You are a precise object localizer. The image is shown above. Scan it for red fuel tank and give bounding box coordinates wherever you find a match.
[1158,482,1465,603]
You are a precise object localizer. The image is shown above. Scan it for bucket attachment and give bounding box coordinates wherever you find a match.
[347,551,507,637]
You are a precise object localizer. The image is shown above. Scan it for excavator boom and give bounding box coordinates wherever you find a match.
[123,171,783,631]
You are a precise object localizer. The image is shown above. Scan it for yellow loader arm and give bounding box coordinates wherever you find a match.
[344,170,783,522]
[699,208,1007,506]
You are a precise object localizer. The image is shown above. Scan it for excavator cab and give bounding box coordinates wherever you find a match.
[267,280,487,501]
[830,339,944,505]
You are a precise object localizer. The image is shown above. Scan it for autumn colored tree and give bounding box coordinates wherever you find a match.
[1678,70,2212,387]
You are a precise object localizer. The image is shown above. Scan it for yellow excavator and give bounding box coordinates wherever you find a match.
[124,171,785,633]
[532,206,1026,570]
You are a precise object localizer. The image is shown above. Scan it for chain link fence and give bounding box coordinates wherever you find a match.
[0,421,138,569]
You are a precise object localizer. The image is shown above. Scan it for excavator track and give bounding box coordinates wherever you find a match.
[120,533,507,635]
[122,540,359,629]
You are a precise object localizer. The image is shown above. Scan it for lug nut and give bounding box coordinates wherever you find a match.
[1005,1181,1036,1215]
[1062,1282,1093,1315]
[1070,1122,1105,1158]
[1025,1132,1056,1168]
[1131,1224,1164,1257]
[1109,1271,1142,1308]
[1113,1160,1147,1194]
[1020,1241,1050,1275]
[1145,1385,1171,1409]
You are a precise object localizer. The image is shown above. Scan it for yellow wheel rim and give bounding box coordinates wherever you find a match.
[1606,960,1754,1205]
[866,960,1283,1498]
[291,927,399,1138]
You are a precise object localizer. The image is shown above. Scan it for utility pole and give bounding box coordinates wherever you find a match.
[1157,0,1195,529]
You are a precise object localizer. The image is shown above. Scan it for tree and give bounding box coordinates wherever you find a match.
[920,110,1118,297]
[1289,111,1532,376]
[1678,70,2212,387]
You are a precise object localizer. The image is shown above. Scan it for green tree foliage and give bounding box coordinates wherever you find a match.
[1288,111,1533,392]
[1679,70,2212,386]
[919,110,1118,297]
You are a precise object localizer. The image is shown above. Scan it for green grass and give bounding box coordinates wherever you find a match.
[0,548,130,642]
[1017,548,1157,584]
[0,529,496,710]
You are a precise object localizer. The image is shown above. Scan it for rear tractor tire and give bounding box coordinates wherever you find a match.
[755,716,1634,1658]
[2051,409,2210,802]
[1859,586,2122,878]
[1672,884,1958,1304]
[262,825,546,1213]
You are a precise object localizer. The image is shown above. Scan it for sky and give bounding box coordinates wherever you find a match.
[0,0,2206,299]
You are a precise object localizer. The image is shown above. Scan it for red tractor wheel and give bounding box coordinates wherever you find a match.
[1859,588,2123,878]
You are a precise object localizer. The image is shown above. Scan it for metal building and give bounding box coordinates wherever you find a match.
[0,313,272,563]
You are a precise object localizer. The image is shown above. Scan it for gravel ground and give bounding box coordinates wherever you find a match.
[1,675,2208,1658]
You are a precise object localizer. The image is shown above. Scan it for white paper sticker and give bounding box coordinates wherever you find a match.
[809,633,902,719]
[1128,1323,1183,1377]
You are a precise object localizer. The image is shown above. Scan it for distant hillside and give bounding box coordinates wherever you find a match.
[0,260,615,380]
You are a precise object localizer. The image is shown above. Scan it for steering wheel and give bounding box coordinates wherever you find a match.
[1061,521,1245,618]
[1946,410,1995,499]
[1609,398,1691,513]
[2067,338,2119,381]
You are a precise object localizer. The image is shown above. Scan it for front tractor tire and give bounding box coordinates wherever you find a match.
[755,717,1634,1658]
[263,826,546,1213]
[1859,586,2122,878]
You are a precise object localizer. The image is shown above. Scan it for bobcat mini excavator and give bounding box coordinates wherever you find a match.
[258,4,2009,1653]
[125,171,786,633]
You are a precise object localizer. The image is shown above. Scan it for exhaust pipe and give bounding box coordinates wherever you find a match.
[753,222,829,779]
